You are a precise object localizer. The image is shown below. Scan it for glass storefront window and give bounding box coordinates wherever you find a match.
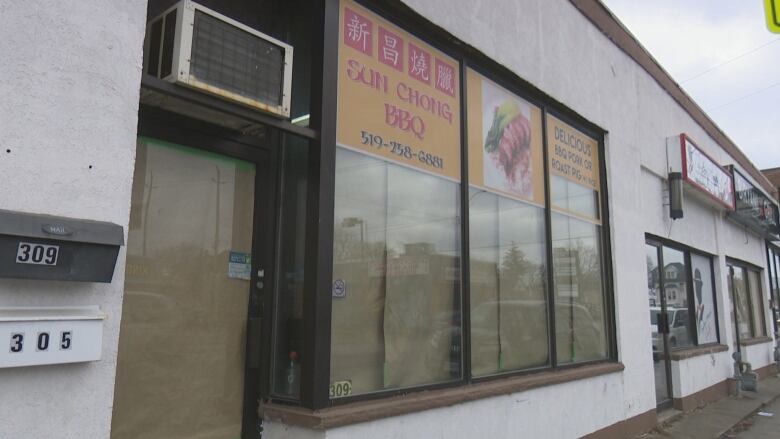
[547,114,608,364]
[466,70,550,376]
[550,175,599,220]
[646,240,719,350]
[728,262,767,341]
[331,0,464,397]
[326,1,616,401]
[271,134,310,398]
[469,190,549,375]
[330,148,462,396]
[552,214,608,363]
[691,253,718,344]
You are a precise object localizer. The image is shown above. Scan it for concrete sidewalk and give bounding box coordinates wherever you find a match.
[637,375,780,439]
[726,396,780,438]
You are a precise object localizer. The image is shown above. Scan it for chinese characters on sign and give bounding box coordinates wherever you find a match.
[378,27,402,71]
[344,7,372,55]
[681,135,735,210]
[337,0,461,181]
[435,59,456,96]
[408,43,431,84]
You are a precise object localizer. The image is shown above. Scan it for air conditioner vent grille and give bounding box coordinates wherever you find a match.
[191,10,284,106]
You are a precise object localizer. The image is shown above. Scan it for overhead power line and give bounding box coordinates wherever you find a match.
[680,37,780,83]
[708,80,780,112]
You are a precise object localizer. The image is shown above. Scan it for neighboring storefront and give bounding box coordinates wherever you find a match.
[2,1,779,439]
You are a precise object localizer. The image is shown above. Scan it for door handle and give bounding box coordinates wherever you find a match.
[256,269,265,290]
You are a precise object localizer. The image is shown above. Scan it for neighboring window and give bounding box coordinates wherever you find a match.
[646,239,719,348]
[466,70,549,376]
[691,253,718,344]
[729,261,767,341]
[747,269,767,337]
[768,245,780,334]
[731,265,752,340]
[776,250,780,332]
[547,115,608,364]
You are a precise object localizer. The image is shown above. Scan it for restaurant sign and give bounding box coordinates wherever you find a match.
[336,0,461,181]
[680,134,735,210]
[728,166,780,239]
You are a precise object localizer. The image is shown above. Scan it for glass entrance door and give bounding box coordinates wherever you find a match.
[646,243,672,408]
[112,136,265,439]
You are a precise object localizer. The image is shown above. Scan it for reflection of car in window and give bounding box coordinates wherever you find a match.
[650,306,690,350]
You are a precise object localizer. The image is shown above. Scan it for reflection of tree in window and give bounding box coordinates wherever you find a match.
[552,213,607,364]
[468,189,549,376]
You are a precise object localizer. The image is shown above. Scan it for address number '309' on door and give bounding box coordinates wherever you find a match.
[16,242,59,266]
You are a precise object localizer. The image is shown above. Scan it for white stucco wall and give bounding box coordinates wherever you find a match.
[670,351,731,399]
[743,341,774,371]
[0,1,147,438]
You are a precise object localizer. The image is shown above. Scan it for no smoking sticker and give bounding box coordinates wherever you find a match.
[332,279,347,298]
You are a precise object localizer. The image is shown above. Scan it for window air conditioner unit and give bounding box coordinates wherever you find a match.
[144,0,293,118]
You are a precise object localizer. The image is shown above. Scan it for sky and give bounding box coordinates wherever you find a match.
[601,0,780,170]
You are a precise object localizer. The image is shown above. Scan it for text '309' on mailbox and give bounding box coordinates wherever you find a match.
[0,210,124,283]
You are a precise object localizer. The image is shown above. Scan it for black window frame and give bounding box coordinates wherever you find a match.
[645,235,722,349]
[300,0,618,410]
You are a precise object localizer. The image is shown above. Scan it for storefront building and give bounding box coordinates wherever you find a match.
[1,1,779,438]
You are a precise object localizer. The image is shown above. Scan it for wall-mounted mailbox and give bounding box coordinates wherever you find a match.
[0,306,105,368]
[0,210,124,283]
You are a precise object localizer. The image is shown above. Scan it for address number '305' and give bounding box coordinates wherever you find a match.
[9,331,73,353]
[16,242,59,266]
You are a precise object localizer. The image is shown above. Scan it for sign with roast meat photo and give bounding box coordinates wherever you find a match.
[467,69,545,206]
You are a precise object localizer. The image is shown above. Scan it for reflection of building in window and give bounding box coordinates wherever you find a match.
[662,262,687,308]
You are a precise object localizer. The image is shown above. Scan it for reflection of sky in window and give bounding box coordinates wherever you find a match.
[334,147,460,256]
[663,247,685,267]
[550,175,598,219]
[129,140,251,257]
[551,213,599,245]
[468,188,546,267]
